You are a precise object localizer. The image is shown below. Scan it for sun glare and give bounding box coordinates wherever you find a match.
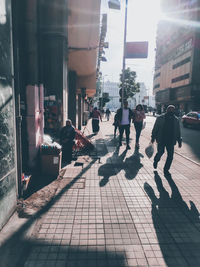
[101,0,164,86]
[126,0,163,41]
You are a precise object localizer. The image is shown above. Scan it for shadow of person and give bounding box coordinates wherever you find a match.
[165,173,200,223]
[98,148,127,187]
[144,171,200,266]
[124,148,144,180]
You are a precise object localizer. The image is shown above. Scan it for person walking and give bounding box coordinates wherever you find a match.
[151,105,182,175]
[132,104,146,149]
[60,119,76,164]
[105,108,111,121]
[113,112,119,138]
[91,107,102,133]
[116,100,133,149]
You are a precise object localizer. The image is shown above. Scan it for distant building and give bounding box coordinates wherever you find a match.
[104,81,155,111]
[134,83,148,108]
[103,81,120,110]
[149,95,156,109]
[129,82,155,109]
[153,0,200,113]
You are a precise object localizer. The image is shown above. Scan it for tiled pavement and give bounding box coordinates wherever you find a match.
[1,116,200,267]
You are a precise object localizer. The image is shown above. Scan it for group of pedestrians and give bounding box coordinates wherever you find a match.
[116,102,182,175]
[90,101,182,176]
[90,101,146,150]
[115,100,146,150]
[60,102,182,175]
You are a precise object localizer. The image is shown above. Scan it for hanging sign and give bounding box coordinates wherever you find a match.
[125,41,148,58]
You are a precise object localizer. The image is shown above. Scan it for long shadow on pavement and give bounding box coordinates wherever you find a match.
[124,149,144,180]
[13,239,127,267]
[144,171,200,266]
[0,134,127,266]
[98,147,143,187]
[2,158,125,267]
[0,159,95,266]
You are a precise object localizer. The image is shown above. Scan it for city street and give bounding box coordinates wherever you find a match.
[1,2,200,267]
[0,115,200,267]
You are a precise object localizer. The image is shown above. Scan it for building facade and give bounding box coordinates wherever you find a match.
[0,0,18,230]
[153,0,200,113]
[0,0,102,230]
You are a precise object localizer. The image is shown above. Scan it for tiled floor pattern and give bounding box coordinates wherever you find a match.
[23,119,200,266]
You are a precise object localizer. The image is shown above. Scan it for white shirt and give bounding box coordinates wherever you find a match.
[121,108,129,125]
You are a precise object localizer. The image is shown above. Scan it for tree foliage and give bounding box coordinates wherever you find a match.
[99,95,110,108]
[119,67,140,100]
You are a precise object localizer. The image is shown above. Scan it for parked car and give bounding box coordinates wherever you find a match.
[182,111,200,129]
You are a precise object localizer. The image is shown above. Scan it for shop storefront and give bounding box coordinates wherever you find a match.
[155,88,170,113]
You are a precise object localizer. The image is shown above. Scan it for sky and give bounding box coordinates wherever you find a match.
[101,0,162,94]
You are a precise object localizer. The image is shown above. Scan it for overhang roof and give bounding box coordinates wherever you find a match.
[68,0,101,79]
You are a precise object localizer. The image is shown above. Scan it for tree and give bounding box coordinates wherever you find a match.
[119,67,140,101]
[99,93,110,108]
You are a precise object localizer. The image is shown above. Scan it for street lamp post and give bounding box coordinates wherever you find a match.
[101,75,108,111]
[121,0,128,108]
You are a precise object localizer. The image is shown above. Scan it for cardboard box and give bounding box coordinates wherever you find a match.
[40,152,62,177]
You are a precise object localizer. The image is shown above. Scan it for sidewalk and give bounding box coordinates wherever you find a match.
[1,117,200,267]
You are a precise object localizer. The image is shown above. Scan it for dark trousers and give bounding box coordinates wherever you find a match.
[134,121,143,143]
[154,143,174,170]
[62,142,73,163]
[106,114,110,121]
[114,125,118,135]
[119,124,130,145]
[92,119,99,133]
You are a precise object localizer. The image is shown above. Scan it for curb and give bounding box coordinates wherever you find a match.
[175,151,200,167]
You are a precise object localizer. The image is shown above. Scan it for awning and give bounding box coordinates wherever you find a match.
[68,0,101,78]
[76,72,97,97]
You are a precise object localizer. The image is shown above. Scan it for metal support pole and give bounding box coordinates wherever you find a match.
[121,0,128,108]
[101,75,108,110]
[101,76,104,111]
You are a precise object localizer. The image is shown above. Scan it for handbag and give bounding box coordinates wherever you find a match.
[145,142,154,158]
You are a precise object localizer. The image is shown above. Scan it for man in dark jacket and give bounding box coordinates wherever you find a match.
[151,105,182,175]
[116,100,133,149]
[60,119,76,164]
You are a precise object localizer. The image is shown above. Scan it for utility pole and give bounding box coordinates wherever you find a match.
[121,0,128,107]
[101,75,108,111]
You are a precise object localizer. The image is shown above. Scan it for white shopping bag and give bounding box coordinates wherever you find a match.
[142,121,146,130]
[145,142,154,158]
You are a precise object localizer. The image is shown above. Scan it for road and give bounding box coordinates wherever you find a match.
[145,115,200,165]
